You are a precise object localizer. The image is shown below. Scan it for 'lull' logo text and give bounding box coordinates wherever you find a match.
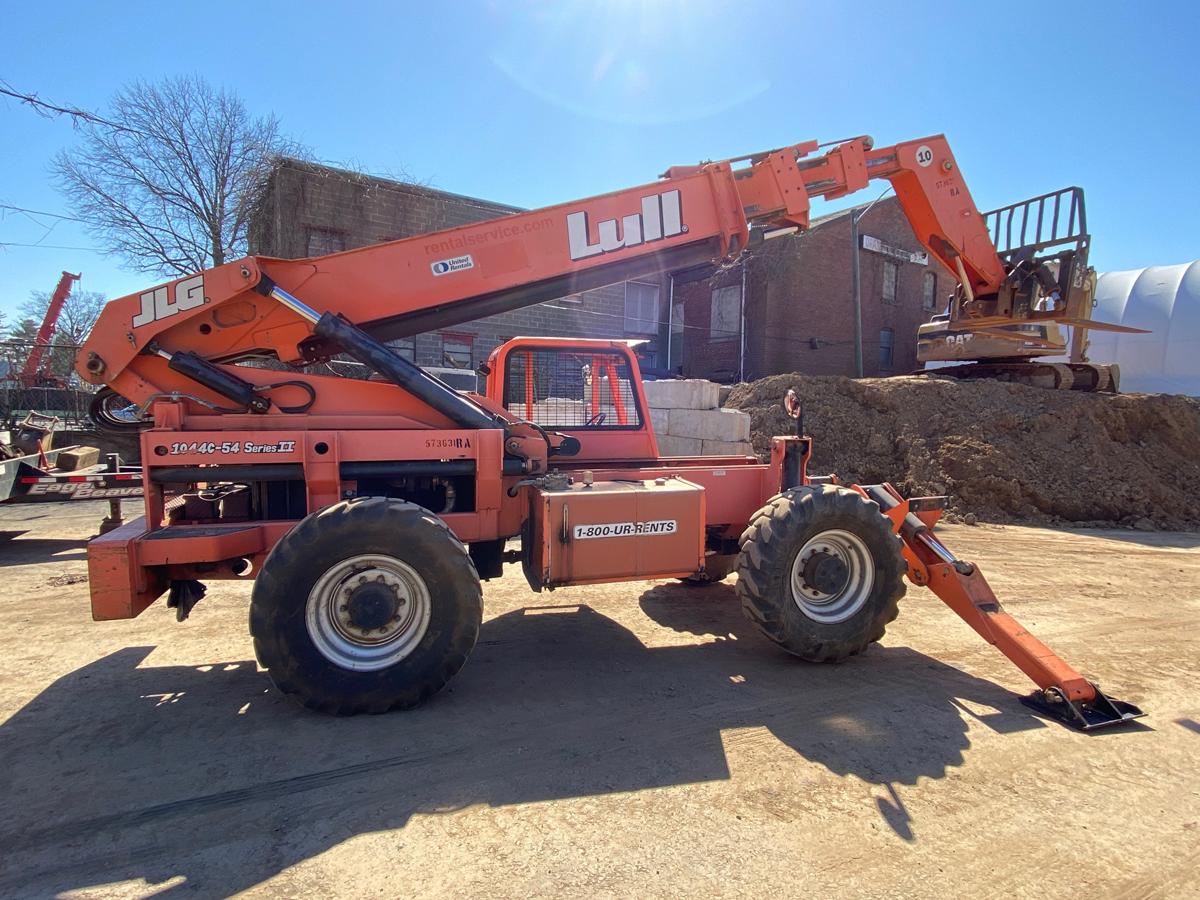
[566,190,685,261]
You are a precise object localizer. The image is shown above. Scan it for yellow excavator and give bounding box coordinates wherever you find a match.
[916,188,1144,392]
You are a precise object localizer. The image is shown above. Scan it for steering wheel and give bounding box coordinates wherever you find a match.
[584,411,607,427]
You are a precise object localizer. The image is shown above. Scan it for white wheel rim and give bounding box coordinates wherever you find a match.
[789,529,875,624]
[305,553,432,671]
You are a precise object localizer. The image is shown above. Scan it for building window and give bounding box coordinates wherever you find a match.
[624,281,660,334]
[440,333,473,369]
[879,327,895,370]
[306,227,346,257]
[882,261,898,305]
[922,271,937,311]
[710,284,741,342]
[389,338,415,361]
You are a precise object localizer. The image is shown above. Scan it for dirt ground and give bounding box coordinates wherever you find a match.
[0,500,1198,899]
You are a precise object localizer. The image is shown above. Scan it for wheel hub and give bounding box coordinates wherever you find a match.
[801,551,849,595]
[345,581,400,631]
[789,529,876,624]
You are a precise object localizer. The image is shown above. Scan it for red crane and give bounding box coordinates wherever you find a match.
[18,270,80,388]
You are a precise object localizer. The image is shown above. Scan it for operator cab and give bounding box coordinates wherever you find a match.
[483,337,660,462]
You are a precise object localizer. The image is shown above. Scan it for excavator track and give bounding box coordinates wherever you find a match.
[927,361,1120,393]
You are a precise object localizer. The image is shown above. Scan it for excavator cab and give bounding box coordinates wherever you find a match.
[984,186,1093,321]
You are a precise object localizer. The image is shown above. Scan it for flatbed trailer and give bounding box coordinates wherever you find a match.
[0,449,143,537]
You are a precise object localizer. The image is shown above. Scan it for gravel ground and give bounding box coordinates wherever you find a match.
[0,500,1197,898]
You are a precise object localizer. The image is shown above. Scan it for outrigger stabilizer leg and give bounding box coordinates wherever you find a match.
[858,483,1145,732]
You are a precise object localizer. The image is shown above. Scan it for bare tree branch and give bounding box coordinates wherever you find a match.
[52,76,303,276]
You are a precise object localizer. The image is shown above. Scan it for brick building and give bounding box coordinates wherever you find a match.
[248,159,669,378]
[668,197,955,381]
[248,160,949,384]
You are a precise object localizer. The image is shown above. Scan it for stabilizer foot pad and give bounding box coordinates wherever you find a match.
[1021,684,1146,731]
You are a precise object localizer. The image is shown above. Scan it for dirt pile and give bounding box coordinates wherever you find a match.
[725,374,1200,529]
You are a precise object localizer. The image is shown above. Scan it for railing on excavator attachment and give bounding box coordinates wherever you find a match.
[977,186,1093,324]
[858,481,1145,732]
[983,186,1089,259]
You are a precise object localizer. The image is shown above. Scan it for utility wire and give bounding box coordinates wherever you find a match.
[0,203,85,223]
[0,241,105,252]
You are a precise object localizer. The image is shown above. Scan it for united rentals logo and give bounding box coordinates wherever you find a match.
[566,190,685,261]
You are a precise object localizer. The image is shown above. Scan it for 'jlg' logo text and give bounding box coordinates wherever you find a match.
[566,190,685,261]
[132,275,206,327]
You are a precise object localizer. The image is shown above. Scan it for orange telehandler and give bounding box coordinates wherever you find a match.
[76,134,1143,730]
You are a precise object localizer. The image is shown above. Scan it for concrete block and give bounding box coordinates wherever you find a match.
[666,407,751,442]
[655,434,703,457]
[643,379,720,411]
[701,439,755,457]
[648,407,671,433]
[57,445,101,471]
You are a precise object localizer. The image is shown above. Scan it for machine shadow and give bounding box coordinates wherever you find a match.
[0,585,1040,896]
[0,535,90,563]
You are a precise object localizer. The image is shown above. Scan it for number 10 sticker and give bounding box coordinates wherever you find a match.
[915,145,934,167]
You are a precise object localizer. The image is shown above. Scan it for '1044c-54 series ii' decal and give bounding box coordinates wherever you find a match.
[166,440,297,455]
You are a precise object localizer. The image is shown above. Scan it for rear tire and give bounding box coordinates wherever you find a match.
[250,497,482,715]
[736,485,905,661]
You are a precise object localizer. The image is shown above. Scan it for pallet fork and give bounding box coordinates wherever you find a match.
[860,483,1145,731]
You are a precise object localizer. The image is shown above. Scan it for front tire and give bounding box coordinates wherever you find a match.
[736,485,905,661]
[250,497,482,715]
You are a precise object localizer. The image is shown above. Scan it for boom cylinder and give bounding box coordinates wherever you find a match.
[166,350,268,413]
[312,311,501,431]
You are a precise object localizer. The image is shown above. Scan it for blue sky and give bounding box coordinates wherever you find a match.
[1,0,1197,319]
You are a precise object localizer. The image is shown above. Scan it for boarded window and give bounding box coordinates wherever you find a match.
[441,334,473,368]
[879,327,895,369]
[882,261,898,305]
[624,281,660,334]
[710,284,741,342]
[922,271,937,310]
[306,227,346,257]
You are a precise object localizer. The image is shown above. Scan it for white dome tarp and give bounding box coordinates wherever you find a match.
[1072,260,1200,396]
